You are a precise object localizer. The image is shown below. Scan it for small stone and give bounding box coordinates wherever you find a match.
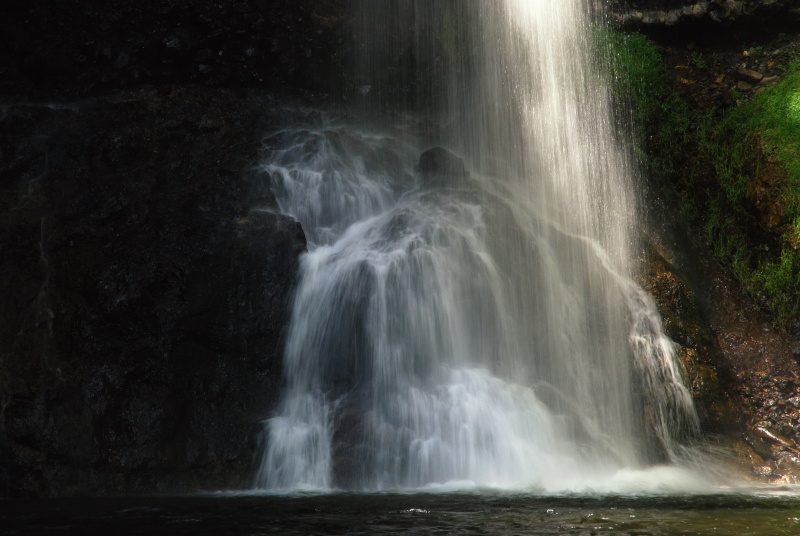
[737,81,753,91]
[164,36,182,49]
[760,75,779,85]
[737,67,763,81]
[113,51,129,70]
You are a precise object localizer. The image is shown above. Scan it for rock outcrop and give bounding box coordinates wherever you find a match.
[0,0,349,101]
[418,147,470,186]
[0,88,307,497]
[607,0,800,29]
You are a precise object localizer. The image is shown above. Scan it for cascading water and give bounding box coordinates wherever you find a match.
[254,0,703,492]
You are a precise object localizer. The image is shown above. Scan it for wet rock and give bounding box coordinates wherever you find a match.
[640,239,739,435]
[641,221,800,483]
[0,87,306,497]
[418,147,469,185]
[737,67,764,81]
[607,0,800,30]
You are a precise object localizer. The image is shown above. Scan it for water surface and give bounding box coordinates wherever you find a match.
[4,490,800,535]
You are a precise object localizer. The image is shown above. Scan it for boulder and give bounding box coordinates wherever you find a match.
[418,146,469,186]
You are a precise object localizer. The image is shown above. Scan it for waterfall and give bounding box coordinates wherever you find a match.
[254,0,701,492]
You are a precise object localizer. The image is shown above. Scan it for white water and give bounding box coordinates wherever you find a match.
[254,0,702,492]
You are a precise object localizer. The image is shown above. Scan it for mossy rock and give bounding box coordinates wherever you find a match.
[641,239,740,435]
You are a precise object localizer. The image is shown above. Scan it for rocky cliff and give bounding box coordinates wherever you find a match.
[0,87,311,497]
[609,0,800,29]
[0,1,332,497]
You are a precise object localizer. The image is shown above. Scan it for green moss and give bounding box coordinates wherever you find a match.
[601,30,694,183]
[704,60,800,327]
[755,248,800,326]
[720,60,800,218]
[602,30,800,329]
[691,52,708,70]
[602,30,668,126]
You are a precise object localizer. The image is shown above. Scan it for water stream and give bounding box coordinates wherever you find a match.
[254,0,704,492]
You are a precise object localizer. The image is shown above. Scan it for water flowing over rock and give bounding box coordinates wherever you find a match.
[255,0,706,492]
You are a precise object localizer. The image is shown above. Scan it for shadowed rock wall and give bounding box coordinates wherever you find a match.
[0,0,349,101]
[0,0,336,497]
[608,0,800,29]
[0,88,308,497]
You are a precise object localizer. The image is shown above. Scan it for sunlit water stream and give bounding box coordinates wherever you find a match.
[254,0,707,492]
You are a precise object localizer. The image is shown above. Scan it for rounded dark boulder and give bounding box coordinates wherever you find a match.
[418,146,469,186]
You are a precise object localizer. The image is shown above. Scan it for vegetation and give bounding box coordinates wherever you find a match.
[702,61,800,327]
[604,31,800,330]
[601,31,694,188]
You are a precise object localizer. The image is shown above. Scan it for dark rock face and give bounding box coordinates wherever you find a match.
[642,216,800,483]
[0,0,349,101]
[418,147,469,186]
[640,240,739,436]
[607,0,800,30]
[0,88,307,497]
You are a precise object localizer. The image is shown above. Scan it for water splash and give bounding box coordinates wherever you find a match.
[255,0,702,492]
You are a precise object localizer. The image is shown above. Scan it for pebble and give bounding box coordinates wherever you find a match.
[737,81,754,91]
[114,51,129,69]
